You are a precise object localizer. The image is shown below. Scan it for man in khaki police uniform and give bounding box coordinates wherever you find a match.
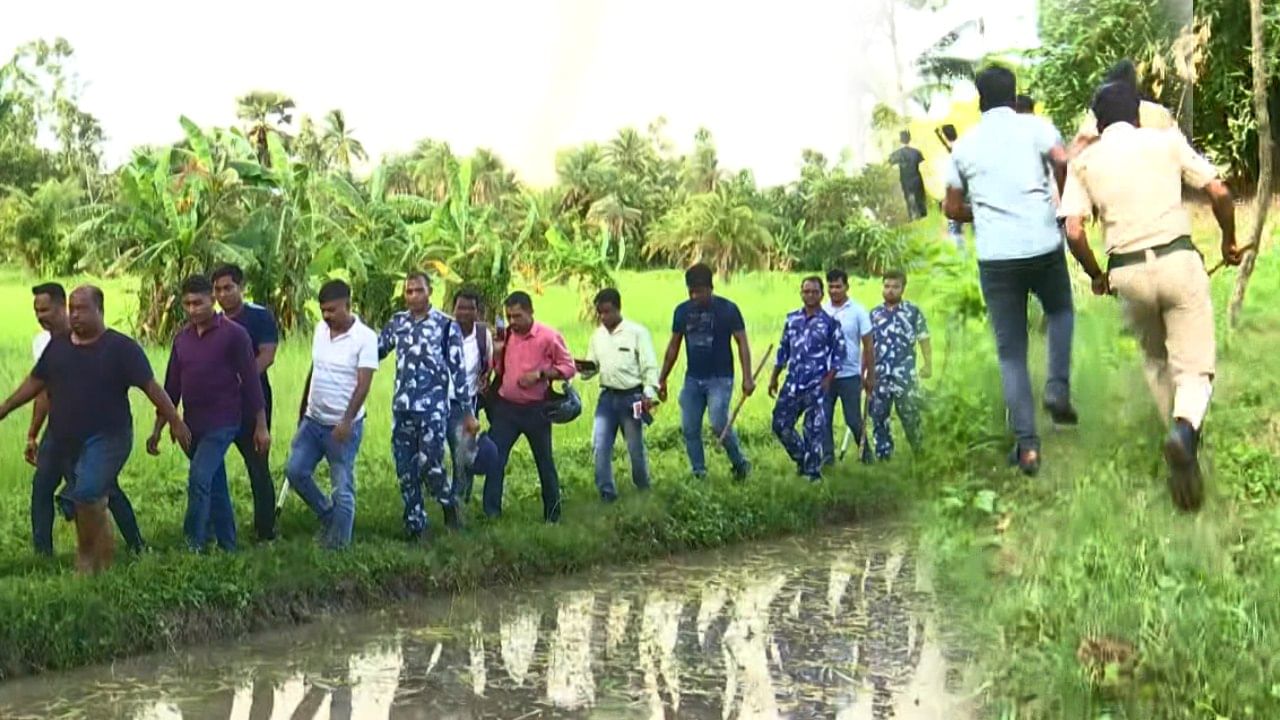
[1059,82,1242,512]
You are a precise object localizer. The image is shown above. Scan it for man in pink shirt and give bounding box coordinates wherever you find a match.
[483,291,577,522]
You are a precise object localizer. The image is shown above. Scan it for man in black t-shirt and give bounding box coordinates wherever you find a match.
[888,130,927,221]
[657,264,756,481]
[0,286,190,573]
[212,264,280,541]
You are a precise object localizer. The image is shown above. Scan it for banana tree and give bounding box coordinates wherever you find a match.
[74,116,258,340]
[411,157,513,319]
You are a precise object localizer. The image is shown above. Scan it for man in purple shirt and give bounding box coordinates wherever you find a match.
[148,275,269,553]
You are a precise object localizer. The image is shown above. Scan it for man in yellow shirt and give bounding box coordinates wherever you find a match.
[1059,81,1242,512]
[582,288,660,503]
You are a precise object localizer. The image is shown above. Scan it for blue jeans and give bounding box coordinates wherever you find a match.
[184,425,239,552]
[33,434,144,554]
[593,389,650,500]
[484,399,561,522]
[679,376,749,476]
[822,377,864,463]
[285,417,364,549]
[978,249,1074,453]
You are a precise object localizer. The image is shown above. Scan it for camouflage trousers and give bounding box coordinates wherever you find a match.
[392,410,452,535]
[772,384,828,477]
[865,381,923,461]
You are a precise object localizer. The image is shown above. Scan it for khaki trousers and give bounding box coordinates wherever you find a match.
[1108,249,1215,428]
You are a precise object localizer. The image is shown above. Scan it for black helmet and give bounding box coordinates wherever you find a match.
[544,381,582,424]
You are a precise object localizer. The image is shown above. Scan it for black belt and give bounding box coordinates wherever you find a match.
[1108,236,1197,272]
[602,386,644,395]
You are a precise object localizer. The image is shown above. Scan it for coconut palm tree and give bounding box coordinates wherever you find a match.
[321,109,367,175]
[586,193,641,269]
[647,185,774,278]
[235,90,295,166]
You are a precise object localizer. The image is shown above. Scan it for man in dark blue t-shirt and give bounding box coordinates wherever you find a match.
[213,264,280,541]
[658,263,755,480]
[0,285,189,573]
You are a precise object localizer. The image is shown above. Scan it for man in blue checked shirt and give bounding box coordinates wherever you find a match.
[865,269,932,462]
[378,271,478,538]
[768,276,844,482]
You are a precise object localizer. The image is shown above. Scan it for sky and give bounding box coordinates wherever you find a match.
[4,0,1038,187]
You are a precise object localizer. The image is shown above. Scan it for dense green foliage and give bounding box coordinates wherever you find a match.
[1032,0,1280,180]
[0,40,920,342]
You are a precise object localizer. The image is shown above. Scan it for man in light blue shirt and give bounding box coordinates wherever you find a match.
[821,268,874,464]
[943,65,1076,477]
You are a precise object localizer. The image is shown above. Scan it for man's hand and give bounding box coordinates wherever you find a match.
[820,375,833,394]
[741,377,756,397]
[920,365,933,380]
[462,414,480,437]
[1222,239,1244,267]
[24,436,38,466]
[768,378,780,399]
[254,426,271,455]
[1091,272,1111,296]
[333,418,353,443]
[517,370,542,389]
[862,370,875,393]
[657,380,668,403]
[147,431,163,457]
[169,419,192,453]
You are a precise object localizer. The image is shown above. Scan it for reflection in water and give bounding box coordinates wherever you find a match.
[0,527,971,719]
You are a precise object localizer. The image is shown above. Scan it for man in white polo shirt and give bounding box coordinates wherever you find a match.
[285,279,379,549]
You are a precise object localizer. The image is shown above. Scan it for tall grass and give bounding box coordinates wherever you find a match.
[921,220,1280,718]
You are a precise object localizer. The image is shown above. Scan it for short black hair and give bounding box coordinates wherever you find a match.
[685,263,714,290]
[1092,81,1141,133]
[940,124,958,142]
[802,275,824,292]
[899,130,912,144]
[32,282,66,303]
[1103,59,1138,89]
[211,264,244,286]
[826,268,849,286]
[74,285,105,312]
[883,269,907,284]
[1014,94,1035,114]
[594,288,622,309]
[453,288,482,309]
[504,290,533,312]
[975,65,1017,112]
[318,279,351,304]
[181,275,213,296]
[405,271,431,288]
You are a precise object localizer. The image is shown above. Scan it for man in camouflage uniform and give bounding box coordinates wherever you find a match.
[769,276,844,482]
[378,272,476,537]
[865,270,932,461]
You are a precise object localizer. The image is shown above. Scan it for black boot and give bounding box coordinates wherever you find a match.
[1164,419,1203,511]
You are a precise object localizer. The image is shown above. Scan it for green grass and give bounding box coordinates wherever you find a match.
[921,219,1280,718]
[0,246,961,678]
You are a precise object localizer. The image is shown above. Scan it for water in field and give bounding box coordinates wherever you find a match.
[0,527,970,719]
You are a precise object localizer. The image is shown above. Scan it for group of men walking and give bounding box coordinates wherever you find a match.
[2,256,936,572]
